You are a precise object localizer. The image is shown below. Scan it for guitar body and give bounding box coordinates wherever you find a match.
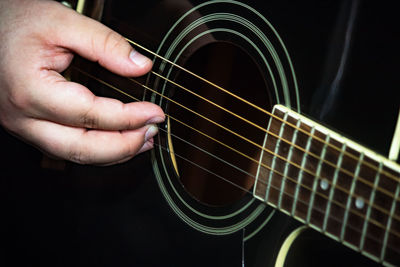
[1,0,399,266]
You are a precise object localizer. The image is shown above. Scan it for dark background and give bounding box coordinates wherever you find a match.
[1,0,399,266]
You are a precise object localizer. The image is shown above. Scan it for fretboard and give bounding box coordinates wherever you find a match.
[254,104,400,266]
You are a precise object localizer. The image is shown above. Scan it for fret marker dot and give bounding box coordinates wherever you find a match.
[320,179,329,190]
[355,197,364,209]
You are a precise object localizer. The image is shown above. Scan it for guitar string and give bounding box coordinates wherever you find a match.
[148,69,400,208]
[72,66,400,240]
[123,39,400,224]
[71,66,398,249]
[125,38,400,187]
[75,67,400,254]
[156,128,399,254]
[127,40,400,236]
[72,66,399,231]
[73,66,400,237]
[126,73,400,223]
[165,110,400,241]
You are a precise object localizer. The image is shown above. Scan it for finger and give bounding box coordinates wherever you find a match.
[23,118,159,165]
[21,74,164,130]
[50,2,152,77]
[100,138,155,166]
[136,138,155,155]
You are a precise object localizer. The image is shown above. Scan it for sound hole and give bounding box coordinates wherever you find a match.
[168,42,271,206]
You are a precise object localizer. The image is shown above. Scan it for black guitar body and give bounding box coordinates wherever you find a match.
[1,1,399,266]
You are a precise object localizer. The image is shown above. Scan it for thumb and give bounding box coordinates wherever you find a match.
[52,2,151,76]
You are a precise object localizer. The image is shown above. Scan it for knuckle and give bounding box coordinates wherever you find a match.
[79,113,99,129]
[80,99,99,128]
[102,30,125,55]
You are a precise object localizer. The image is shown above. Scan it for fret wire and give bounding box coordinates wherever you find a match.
[315,134,329,191]
[279,114,297,210]
[277,112,290,209]
[305,127,318,224]
[311,129,330,226]
[360,162,383,251]
[381,176,400,261]
[290,119,303,216]
[126,37,399,185]
[73,67,400,240]
[311,128,329,227]
[258,110,275,202]
[341,153,364,241]
[265,112,287,205]
[323,143,346,232]
[319,134,332,226]
[254,109,274,200]
[146,69,400,219]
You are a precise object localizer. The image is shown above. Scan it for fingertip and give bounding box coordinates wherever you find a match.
[144,124,159,142]
[129,50,152,69]
[122,101,164,129]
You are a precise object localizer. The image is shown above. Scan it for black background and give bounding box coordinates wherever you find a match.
[1,1,399,266]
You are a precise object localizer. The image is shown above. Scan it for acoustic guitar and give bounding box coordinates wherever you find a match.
[1,0,399,266]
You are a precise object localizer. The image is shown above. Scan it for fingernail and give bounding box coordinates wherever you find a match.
[145,124,159,141]
[129,50,151,67]
[146,116,165,124]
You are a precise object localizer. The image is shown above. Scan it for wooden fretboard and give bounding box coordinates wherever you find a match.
[254,104,400,266]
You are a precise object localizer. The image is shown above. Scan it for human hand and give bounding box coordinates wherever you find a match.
[0,0,165,165]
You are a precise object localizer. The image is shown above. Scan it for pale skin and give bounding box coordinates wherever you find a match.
[0,0,165,165]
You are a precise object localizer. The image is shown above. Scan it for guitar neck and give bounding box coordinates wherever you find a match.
[254,104,400,266]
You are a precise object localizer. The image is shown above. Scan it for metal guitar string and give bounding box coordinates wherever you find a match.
[128,73,400,225]
[147,69,399,217]
[71,69,395,251]
[150,69,399,199]
[125,38,400,190]
[73,67,400,254]
[72,66,400,246]
[158,128,395,252]
[125,38,400,228]
[142,72,400,225]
